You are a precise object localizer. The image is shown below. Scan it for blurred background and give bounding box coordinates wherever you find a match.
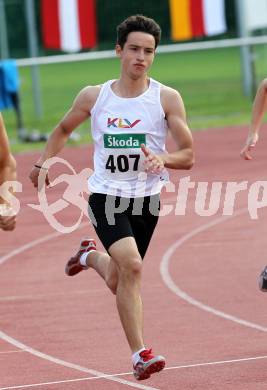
[0,0,267,152]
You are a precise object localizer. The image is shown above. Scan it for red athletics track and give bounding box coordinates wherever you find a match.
[1,125,267,390]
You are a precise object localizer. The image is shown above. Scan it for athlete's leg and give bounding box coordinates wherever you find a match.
[84,205,158,296]
[87,193,153,353]
[108,236,144,354]
[86,193,132,295]
[65,238,119,294]
[67,193,165,379]
[84,250,118,294]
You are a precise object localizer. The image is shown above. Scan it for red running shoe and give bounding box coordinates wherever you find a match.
[133,349,165,380]
[65,238,96,276]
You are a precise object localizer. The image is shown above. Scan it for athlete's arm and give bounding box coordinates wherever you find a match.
[160,86,194,170]
[240,78,267,160]
[29,86,100,188]
[0,114,16,184]
[0,113,17,230]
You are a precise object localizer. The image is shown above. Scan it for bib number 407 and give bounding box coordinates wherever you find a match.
[105,154,140,173]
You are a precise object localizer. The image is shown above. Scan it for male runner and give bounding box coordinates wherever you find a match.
[30,15,194,380]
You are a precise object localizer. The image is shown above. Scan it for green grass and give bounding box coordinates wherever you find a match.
[3,45,267,153]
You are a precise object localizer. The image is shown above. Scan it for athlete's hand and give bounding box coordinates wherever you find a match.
[141,144,165,174]
[0,205,16,231]
[29,165,50,188]
[0,215,16,231]
[240,133,259,160]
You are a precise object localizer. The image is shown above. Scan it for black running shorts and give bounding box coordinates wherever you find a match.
[88,193,160,259]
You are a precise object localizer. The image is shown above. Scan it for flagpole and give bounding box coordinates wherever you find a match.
[235,0,255,97]
[0,0,9,59]
[25,0,43,118]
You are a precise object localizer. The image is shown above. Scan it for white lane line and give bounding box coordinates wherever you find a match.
[0,332,158,390]
[0,289,104,302]
[165,354,267,370]
[0,225,87,266]
[160,209,267,332]
[0,230,159,390]
[0,350,25,354]
[2,354,267,389]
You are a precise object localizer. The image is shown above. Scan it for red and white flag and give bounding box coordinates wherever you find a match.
[41,0,97,52]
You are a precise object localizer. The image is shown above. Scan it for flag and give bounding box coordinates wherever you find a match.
[41,0,97,52]
[244,0,267,31]
[169,0,226,41]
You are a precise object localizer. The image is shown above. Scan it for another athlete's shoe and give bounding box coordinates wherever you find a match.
[259,265,267,291]
[133,349,165,381]
[65,238,96,276]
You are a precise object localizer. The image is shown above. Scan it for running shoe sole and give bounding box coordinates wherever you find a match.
[134,356,165,380]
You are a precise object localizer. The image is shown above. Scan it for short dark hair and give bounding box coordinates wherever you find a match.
[116,15,161,49]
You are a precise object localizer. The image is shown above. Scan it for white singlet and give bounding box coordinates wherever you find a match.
[88,78,169,198]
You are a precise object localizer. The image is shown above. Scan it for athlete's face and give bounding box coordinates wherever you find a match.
[116,31,156,79]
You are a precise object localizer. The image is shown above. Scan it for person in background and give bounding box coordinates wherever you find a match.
[0,113,17,231]
[240,78,267,291]
[240,78,267,160]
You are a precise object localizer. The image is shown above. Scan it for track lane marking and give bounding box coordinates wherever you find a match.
[0,350,25,354]
[160,208,267,332]
[0,229,159,390]
[1,354,267,389]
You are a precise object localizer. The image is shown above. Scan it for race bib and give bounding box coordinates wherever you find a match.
[103,133,146,180]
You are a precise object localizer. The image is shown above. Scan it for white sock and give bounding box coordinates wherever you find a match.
[79,250,95,267]
[132,347,146,366]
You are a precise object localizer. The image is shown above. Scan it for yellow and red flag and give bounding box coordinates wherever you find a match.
[169,0,226,41]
